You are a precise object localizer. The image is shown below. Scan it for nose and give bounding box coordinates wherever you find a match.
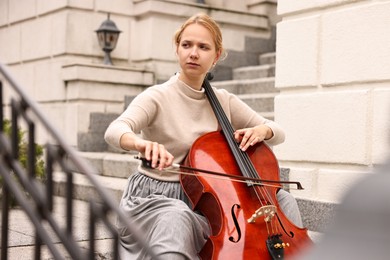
[190,47,199,59]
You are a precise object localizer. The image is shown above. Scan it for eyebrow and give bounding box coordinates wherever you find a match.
[181,39,212,47]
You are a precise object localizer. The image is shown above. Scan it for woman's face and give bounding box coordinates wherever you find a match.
[176,23,220,87]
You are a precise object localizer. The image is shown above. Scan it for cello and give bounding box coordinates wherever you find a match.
[180,73,312,259]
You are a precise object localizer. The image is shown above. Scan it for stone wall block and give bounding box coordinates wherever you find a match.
[21,16,52,61]
[131,16,178,62]
[51,12,68,57]
[66,81,144,102]
[68,0,94,10]
[36,102,68,144]
[95,0,132,16]
[0,0,8,26]
[321,2,390,85]
[275,16,319,88]
[62,64,154,87]
[7,64,35,97]
[9,0,36,24]
[317,169,368,203]
[372,87,390,164]
[287,167,317,200]
[34,60,67,101]
[36,0,67,15]
[278,0,355,16]
[3,12,67,62]
[0,26,21,63]
[7,60,66,102]
[66,11,129,60]
[274,90,370,165]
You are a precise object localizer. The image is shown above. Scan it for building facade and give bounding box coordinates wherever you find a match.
[0,0,275,144]
[1,0,389,218]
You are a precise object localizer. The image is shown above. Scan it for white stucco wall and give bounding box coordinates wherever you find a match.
[274,0,390,203]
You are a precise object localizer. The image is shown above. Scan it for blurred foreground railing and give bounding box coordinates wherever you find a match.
[0,63,157,259]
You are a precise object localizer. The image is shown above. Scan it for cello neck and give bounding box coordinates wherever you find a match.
[202,73,259,180]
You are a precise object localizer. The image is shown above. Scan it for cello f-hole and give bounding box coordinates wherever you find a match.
[276,213,295,238]
[228,204,242,243]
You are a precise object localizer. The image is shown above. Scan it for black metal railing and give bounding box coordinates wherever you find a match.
[0,63,158,259]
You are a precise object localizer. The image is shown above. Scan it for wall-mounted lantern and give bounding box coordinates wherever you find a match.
[95,13,121,65]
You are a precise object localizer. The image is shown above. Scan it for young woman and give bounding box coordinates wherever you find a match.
[104,13,303,260]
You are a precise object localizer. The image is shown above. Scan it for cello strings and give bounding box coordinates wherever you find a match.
[205,84,273,207]
[203,75,283,234]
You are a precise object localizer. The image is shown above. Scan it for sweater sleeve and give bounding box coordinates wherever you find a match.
[104,88,157,151]
[262,119,285,146]
[104,120,135,151]
[225,91,285,146]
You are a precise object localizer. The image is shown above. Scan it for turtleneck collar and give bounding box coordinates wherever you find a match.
[173,74,206,100]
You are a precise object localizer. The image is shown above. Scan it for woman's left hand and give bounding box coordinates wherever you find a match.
[234,125,273,152]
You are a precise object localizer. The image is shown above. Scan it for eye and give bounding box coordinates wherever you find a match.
[181,41,191,48]
[200,44,211,50]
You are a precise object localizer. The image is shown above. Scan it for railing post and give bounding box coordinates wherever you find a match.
[0,81,3,129]
[89,202,96,260]
[34,234,42,260]
[1,80,9,260]
[11,99,19,160]
[1,184,10,260]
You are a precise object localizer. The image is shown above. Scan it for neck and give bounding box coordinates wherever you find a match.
[178,73,205,91]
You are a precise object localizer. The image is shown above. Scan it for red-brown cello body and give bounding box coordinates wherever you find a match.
[180,74,312,259]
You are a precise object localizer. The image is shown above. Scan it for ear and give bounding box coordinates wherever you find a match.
[214,50,222,64]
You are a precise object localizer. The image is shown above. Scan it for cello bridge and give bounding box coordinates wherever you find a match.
[247,205,276,223]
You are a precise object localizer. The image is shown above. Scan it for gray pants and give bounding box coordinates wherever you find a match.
[277,188,303,227]
[118,173,303,260]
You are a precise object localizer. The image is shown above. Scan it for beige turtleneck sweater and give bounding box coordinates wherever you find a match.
[104,74,285,181]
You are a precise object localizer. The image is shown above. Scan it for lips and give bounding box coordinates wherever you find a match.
[187,62,200,67]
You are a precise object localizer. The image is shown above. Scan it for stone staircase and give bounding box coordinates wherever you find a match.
[66,52,281,200]
[212,53,278,121]
[55,52,334,248]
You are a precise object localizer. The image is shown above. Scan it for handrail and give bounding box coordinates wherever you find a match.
[0,62,159,259]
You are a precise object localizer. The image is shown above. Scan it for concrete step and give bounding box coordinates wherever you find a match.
[53,170,127,204]
[4,196,116,259]
[211,78,277,116]
[78,112,120,152]
[59,151,138,205]
[259,52,276,65]
[233,64,275,80]
[239,93,276,114]
[211,77,277,95]
[75,151,139,178]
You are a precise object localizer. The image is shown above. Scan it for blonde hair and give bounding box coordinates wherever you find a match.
[174,13,225,60]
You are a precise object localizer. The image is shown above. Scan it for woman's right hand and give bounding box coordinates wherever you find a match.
[134,139,174,170]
